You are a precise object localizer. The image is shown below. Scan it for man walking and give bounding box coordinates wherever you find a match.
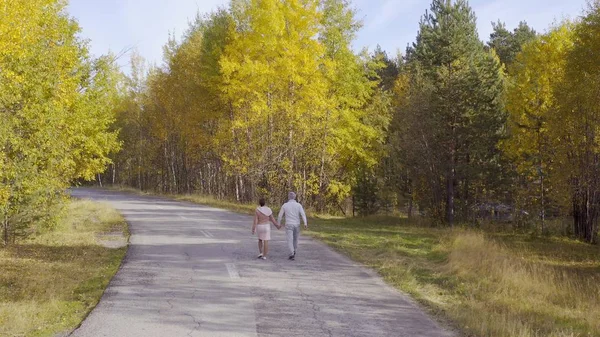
[278,192,308,260]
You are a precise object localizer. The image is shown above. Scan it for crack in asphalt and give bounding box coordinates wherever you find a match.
[184,313,202,337]
[296,283,334,337]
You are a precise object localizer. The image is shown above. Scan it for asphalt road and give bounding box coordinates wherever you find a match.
[69,188,455,337]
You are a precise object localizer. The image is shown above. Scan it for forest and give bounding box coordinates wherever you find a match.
[3,0,600,245]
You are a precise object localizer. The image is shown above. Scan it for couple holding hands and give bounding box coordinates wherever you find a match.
[251,192,308,261]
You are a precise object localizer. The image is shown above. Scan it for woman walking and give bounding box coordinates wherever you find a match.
[252,198,280,260]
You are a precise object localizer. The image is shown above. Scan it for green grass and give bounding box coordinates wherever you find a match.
[0,199,128,337]
[103,186,600,337]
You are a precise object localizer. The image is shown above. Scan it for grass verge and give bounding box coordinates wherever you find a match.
[103,186,600,337]
[0,199,128,337]
[309,217,600,337]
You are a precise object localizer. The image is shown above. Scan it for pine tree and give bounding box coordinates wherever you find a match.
[394,0,505,224]
[488,21,537,66]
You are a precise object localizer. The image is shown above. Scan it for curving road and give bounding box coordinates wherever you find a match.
[69,188,455,337]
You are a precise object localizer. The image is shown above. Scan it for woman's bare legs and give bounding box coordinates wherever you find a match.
[263,240,269,257]
[258,239,263,256]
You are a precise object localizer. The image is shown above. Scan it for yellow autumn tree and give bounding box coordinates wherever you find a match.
[106,0,390,212]
[502,23,574,231]
[220,0,329,201]
[0,0,121,244]
[553,3,600,243]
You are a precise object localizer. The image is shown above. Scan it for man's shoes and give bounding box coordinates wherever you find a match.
[289,253,295,260]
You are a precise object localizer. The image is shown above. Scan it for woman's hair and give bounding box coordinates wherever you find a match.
[259,198,266,207]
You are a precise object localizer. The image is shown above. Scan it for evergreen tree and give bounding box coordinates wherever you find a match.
[371,45,400,92]
[488,20,537,66]
[394,0,505,224]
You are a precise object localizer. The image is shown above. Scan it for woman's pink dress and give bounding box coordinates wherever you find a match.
[255,206,272,241]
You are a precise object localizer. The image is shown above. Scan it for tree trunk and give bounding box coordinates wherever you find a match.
[446,172,455,226]
[235,174,241,202]
[462,148,471,222]
[3,217,8,246]
[302,167,307,204]
[288,128,295,193]
[540,166,546,234]
[573,179,581,237]
[446,141,456,226]
[538,127,546,234]
[572,183,598,244]
[170,150,177,193]
[239,175,245,202]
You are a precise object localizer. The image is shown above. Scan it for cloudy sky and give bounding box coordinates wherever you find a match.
[67,0,588,72]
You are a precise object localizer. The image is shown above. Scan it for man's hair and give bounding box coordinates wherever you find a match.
[259,198,266,207]
[288,192,296,200]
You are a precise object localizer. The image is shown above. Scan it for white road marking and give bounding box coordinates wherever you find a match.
[179,216,215,238]
[225,263,240,279]
[200,230,214,238]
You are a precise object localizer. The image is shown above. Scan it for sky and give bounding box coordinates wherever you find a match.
[67,0,588,72]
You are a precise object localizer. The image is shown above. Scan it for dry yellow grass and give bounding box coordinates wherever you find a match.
[0,199,128,337]
[307,218,600,337]
[446,232,600,337]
